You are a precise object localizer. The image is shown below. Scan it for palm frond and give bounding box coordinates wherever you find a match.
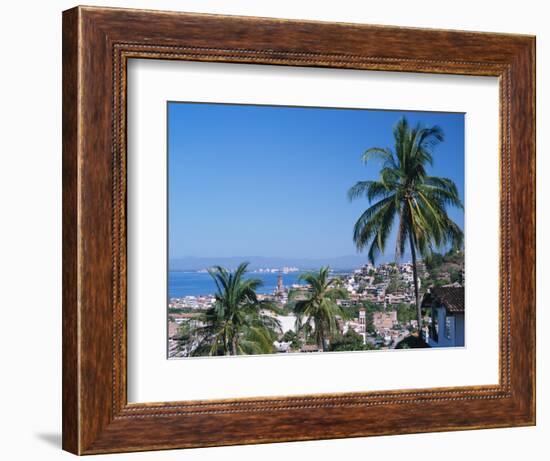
[361,147,396,168]
[352,196,396,253]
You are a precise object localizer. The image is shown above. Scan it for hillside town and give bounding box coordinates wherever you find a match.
[168,251,465,358]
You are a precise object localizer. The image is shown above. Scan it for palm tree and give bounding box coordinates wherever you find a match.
[194,262,281,356]
[292,266,348,351]
[347,117,463,333]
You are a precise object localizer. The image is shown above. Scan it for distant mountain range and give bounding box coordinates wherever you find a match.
[169,255,402,271]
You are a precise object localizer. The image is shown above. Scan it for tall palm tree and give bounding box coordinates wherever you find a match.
[292,266,347,351]
[195,262,281,356]
[347,117,463,333]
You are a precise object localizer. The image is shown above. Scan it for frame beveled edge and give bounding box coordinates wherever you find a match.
[62,5,535,455]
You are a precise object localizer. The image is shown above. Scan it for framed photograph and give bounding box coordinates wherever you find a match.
[62,6,535,455]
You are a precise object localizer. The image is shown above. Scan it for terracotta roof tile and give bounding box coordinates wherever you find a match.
[421,287,464,313]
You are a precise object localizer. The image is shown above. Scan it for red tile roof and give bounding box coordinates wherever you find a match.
[421,287,464,313]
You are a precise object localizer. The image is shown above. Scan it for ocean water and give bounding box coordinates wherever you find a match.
[168,271,308,298]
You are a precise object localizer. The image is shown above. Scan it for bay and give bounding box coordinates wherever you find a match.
[169,271,308,298]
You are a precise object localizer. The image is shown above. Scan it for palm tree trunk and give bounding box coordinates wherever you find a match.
[231,336,238,356]
[408,233,422,337]
[223,329,231,356]
[317,323,325,352]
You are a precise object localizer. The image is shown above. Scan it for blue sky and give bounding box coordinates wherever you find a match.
[168,102,464,262]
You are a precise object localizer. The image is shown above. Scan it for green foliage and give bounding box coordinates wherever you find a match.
[168,307,196,314]
[175,322,191,339]
[361,301,381,312]
[386,274,406,294]
[339,304,360,319]
[305,334,318,345]
[395,303,416,324]
[365,317,376,335]
[348,117,464,330]
[424,250,464,286]
[445,248,465,263]
[449,268,462,284]
[188,262,282,356]
[347,117,463,264]
[287,288,310,304]
[425,252,445,271]
[293,266,347,351]
[329,330,373,352]
[281,330,302,350]
[269,303,292,316]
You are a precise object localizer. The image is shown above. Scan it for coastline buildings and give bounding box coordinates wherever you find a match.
[168,257,464,357]
[169,295,214,310]
[372,311,398,330]
[255,266,299,274]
